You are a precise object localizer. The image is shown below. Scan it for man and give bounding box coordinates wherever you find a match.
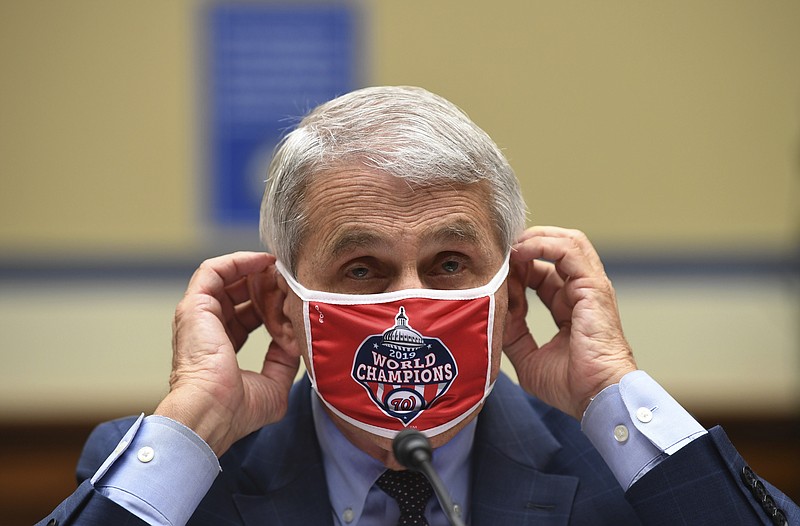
[40,86,797,525]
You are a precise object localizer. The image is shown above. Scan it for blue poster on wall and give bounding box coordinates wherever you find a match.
[207,3,359,225]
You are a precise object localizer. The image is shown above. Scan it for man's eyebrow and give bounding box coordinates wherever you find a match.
[325,219,490,263]
[425,219,483,245]
[329,230,387,260]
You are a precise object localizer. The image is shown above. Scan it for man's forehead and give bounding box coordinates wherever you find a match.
[296,167,505,265]
[326,218,487,259]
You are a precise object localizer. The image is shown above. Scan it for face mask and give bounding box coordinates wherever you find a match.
[276,256,509,439]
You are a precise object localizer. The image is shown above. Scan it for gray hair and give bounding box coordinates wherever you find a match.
[260,85,527,272]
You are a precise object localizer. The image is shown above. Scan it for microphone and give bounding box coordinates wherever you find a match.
[392,429,466,526]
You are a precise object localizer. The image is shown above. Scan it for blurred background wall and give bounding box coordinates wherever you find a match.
[1,1,798,523]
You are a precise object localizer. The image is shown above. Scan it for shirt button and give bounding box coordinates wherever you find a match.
[342,508,354,523]
[137,446,155,463]
[613,424,629,443]
[636,407,653,423]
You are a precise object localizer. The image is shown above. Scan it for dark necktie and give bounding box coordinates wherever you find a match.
[376,469,434,526]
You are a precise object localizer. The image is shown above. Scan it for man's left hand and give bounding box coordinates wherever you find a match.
[502,226,637,420]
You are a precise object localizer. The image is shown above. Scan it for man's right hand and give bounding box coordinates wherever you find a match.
[154,251,300,457]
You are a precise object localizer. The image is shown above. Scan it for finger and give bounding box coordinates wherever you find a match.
[247,266,280,326]
[502,260,545,360]
[512,236,603,275]
[234,340,300,435]
[530,262,573,328]
[261,340,301,384]
[219,276,261,344]
[524,260,566,305]
[184,254,274,345]
[257,341,302,421]
[224,276,252,307]
[515,226,599,258]
[508,256,575,333]
[233,300,264,333]
[225,300,265,350]
[254,268,292,342]
[187,252,276,297]
[516,226,594,249]
[503,331,539,360]
[515,225,573,244]
[512,233,605,280]
[505,259,530,317]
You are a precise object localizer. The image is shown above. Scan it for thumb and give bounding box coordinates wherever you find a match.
[238,340,301,437]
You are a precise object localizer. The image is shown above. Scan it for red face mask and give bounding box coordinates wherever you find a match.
[276,256,509,438]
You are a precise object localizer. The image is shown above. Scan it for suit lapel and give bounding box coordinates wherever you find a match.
[233,474,332,526]
[232,376,334,526]
[471,375,578,526]
[224,374,578,526]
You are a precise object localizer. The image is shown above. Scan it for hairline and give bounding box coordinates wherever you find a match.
[260,86,527,274]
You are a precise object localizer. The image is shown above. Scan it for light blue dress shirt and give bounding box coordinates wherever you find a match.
[93,414,220,526]
[91,371,707,526]
[582,370,706,489]
[311,392,474,525]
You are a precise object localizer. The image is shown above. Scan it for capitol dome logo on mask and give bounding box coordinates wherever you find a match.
[351,307,458,425]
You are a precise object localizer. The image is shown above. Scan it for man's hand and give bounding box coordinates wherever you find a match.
[503,227,637,420]
[154,252,300,457]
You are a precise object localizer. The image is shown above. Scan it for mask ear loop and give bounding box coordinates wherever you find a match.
[274,260,313,299]
[302,301,320,390]
[483,291,498,398]
[273,262,320,389]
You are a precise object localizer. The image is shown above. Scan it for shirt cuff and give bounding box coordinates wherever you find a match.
[91,414,220,526]
[581,370,707,490]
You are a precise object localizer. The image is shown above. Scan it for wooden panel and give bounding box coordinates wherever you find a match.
[0,423,91,526]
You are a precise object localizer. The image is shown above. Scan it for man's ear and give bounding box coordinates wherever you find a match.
[248,263,301,357]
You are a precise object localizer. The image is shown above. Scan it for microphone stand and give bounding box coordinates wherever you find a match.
[392,429,467,526]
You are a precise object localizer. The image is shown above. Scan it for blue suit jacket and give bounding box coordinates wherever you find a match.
[40,374,798,525]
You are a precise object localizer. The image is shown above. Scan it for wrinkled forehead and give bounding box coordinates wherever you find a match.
[298,168,505,254]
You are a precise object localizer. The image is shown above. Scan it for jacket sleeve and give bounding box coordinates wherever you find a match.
[35,417,149,526]
[626,426,798,525]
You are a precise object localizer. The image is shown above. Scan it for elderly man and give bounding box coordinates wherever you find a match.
[41,86,796,525]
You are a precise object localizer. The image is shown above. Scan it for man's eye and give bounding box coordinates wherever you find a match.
[348,266,370,279]
[441,260,461,273]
